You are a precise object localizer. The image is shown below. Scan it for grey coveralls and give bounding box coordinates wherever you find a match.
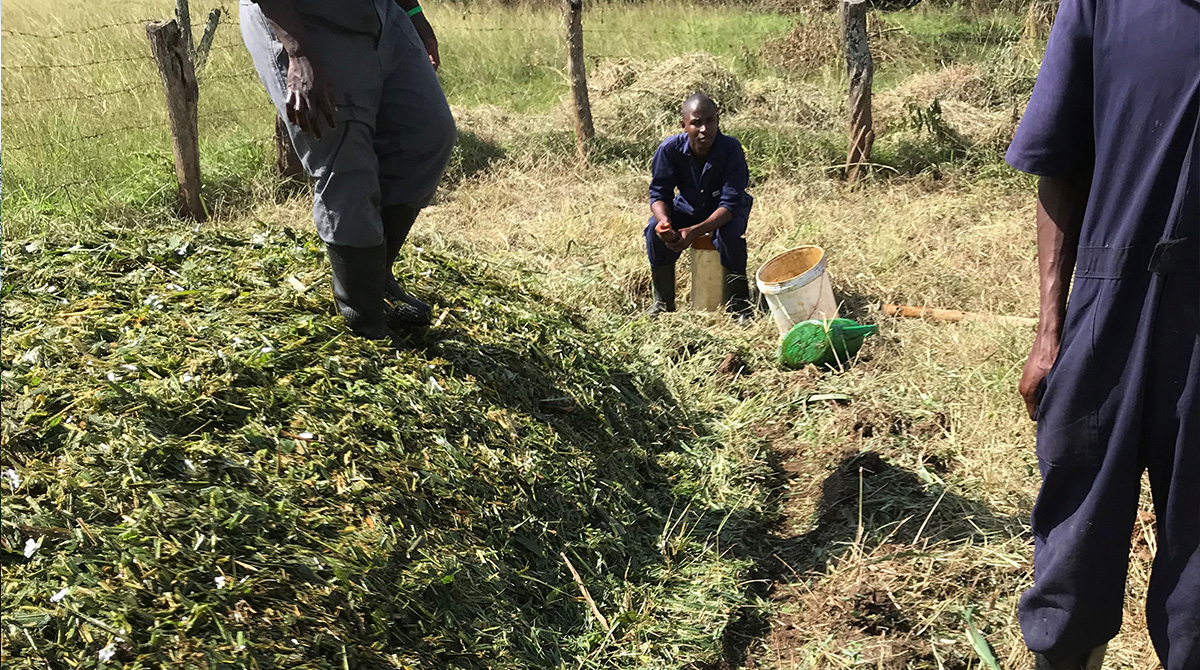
[240,0,456,248]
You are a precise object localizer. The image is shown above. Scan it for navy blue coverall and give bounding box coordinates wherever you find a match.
[645,133,753,274]
[1006,1,1199,667]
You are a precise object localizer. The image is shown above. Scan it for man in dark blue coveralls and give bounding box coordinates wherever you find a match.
[645,93,754,318]
[1009,0,1198,668]
[241,0,456,342]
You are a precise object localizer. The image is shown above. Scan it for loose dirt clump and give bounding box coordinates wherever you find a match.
[768,562,925,670]
[718,351,754,376]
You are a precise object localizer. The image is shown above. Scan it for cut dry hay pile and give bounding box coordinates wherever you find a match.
[761,13,842,72]
[875,65,1018,151]
[589,53,745,141]
[884,65,993,108]
[1021,0,1058,42]
[761,12,926,72]
[737,77,840,130]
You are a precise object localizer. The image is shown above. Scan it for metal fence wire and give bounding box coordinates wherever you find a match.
[0,5,801,202]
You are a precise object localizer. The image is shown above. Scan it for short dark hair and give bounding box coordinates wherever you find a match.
[682,92,718,117]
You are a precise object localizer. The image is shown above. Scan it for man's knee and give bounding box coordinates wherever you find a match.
[312,122,385,247]
[714,222,748,273]
[376,99,457,209]
[430,104,457,166]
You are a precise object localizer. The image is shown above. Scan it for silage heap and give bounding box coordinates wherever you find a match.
[1,227,753,668]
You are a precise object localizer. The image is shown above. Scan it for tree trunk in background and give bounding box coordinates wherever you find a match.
[842,0,874,183]
[562,0,594,162]
[275,116,305,180]
[194,8,223,73]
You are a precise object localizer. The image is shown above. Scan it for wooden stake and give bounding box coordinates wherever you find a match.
[883,303,1037,327]
[560,552,610,633]
[146,19,206,221]
[194,8,223,73]
[842,0,874,183]
[175,0,194,59]
[562,0,594,162]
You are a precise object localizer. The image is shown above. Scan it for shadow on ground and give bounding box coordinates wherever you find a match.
[698,446,1027,669]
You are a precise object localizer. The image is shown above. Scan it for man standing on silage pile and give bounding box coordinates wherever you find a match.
[1009,0,1198,668]
[240,0,456,341]
[645,93,754,319]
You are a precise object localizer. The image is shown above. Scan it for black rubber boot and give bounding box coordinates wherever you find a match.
[381,204,433,327]
[648,264,676,317]
[326,243,394,342]
[723,271,753,321]
[1033,645,1106,670]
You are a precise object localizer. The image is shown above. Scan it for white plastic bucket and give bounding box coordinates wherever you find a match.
[689,235,724,311]
[755,246,839,336]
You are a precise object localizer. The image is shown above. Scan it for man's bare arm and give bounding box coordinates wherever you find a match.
[1019,174,1090,420]
[394,0,440,68]
[651,200,672,226]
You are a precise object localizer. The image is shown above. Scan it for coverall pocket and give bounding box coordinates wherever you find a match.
[1035,409,1102,468]
[1034,285,1104,469]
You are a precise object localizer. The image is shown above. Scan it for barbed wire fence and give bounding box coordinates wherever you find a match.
[1,1,818,221]
[0,2,283,221]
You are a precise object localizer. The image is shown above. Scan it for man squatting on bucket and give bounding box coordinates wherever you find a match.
[1009,0,1198,668]
[240,0,456,342]
[646,93,754,318]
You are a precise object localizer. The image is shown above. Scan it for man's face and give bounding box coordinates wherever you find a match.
[682,103,719,155]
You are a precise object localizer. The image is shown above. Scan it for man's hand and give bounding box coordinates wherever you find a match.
[655,218,679,244]
[284,52,337,138]
[665,225,697,253]
[256,4,336,139]
[1019,333,1059,420]
[411,13,440,69]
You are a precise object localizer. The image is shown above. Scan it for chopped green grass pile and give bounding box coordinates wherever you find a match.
[1,227,763,669]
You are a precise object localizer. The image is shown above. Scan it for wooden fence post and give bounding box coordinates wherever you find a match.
[175,0,194,59]
[275,116,306,180]
[842,0,874,183]
[146,19,206,221]
[562,0,594,162]
[194,8,223,73]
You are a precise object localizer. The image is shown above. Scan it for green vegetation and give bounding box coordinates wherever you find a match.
[1,0,1162,668]
[2,225,769,667]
